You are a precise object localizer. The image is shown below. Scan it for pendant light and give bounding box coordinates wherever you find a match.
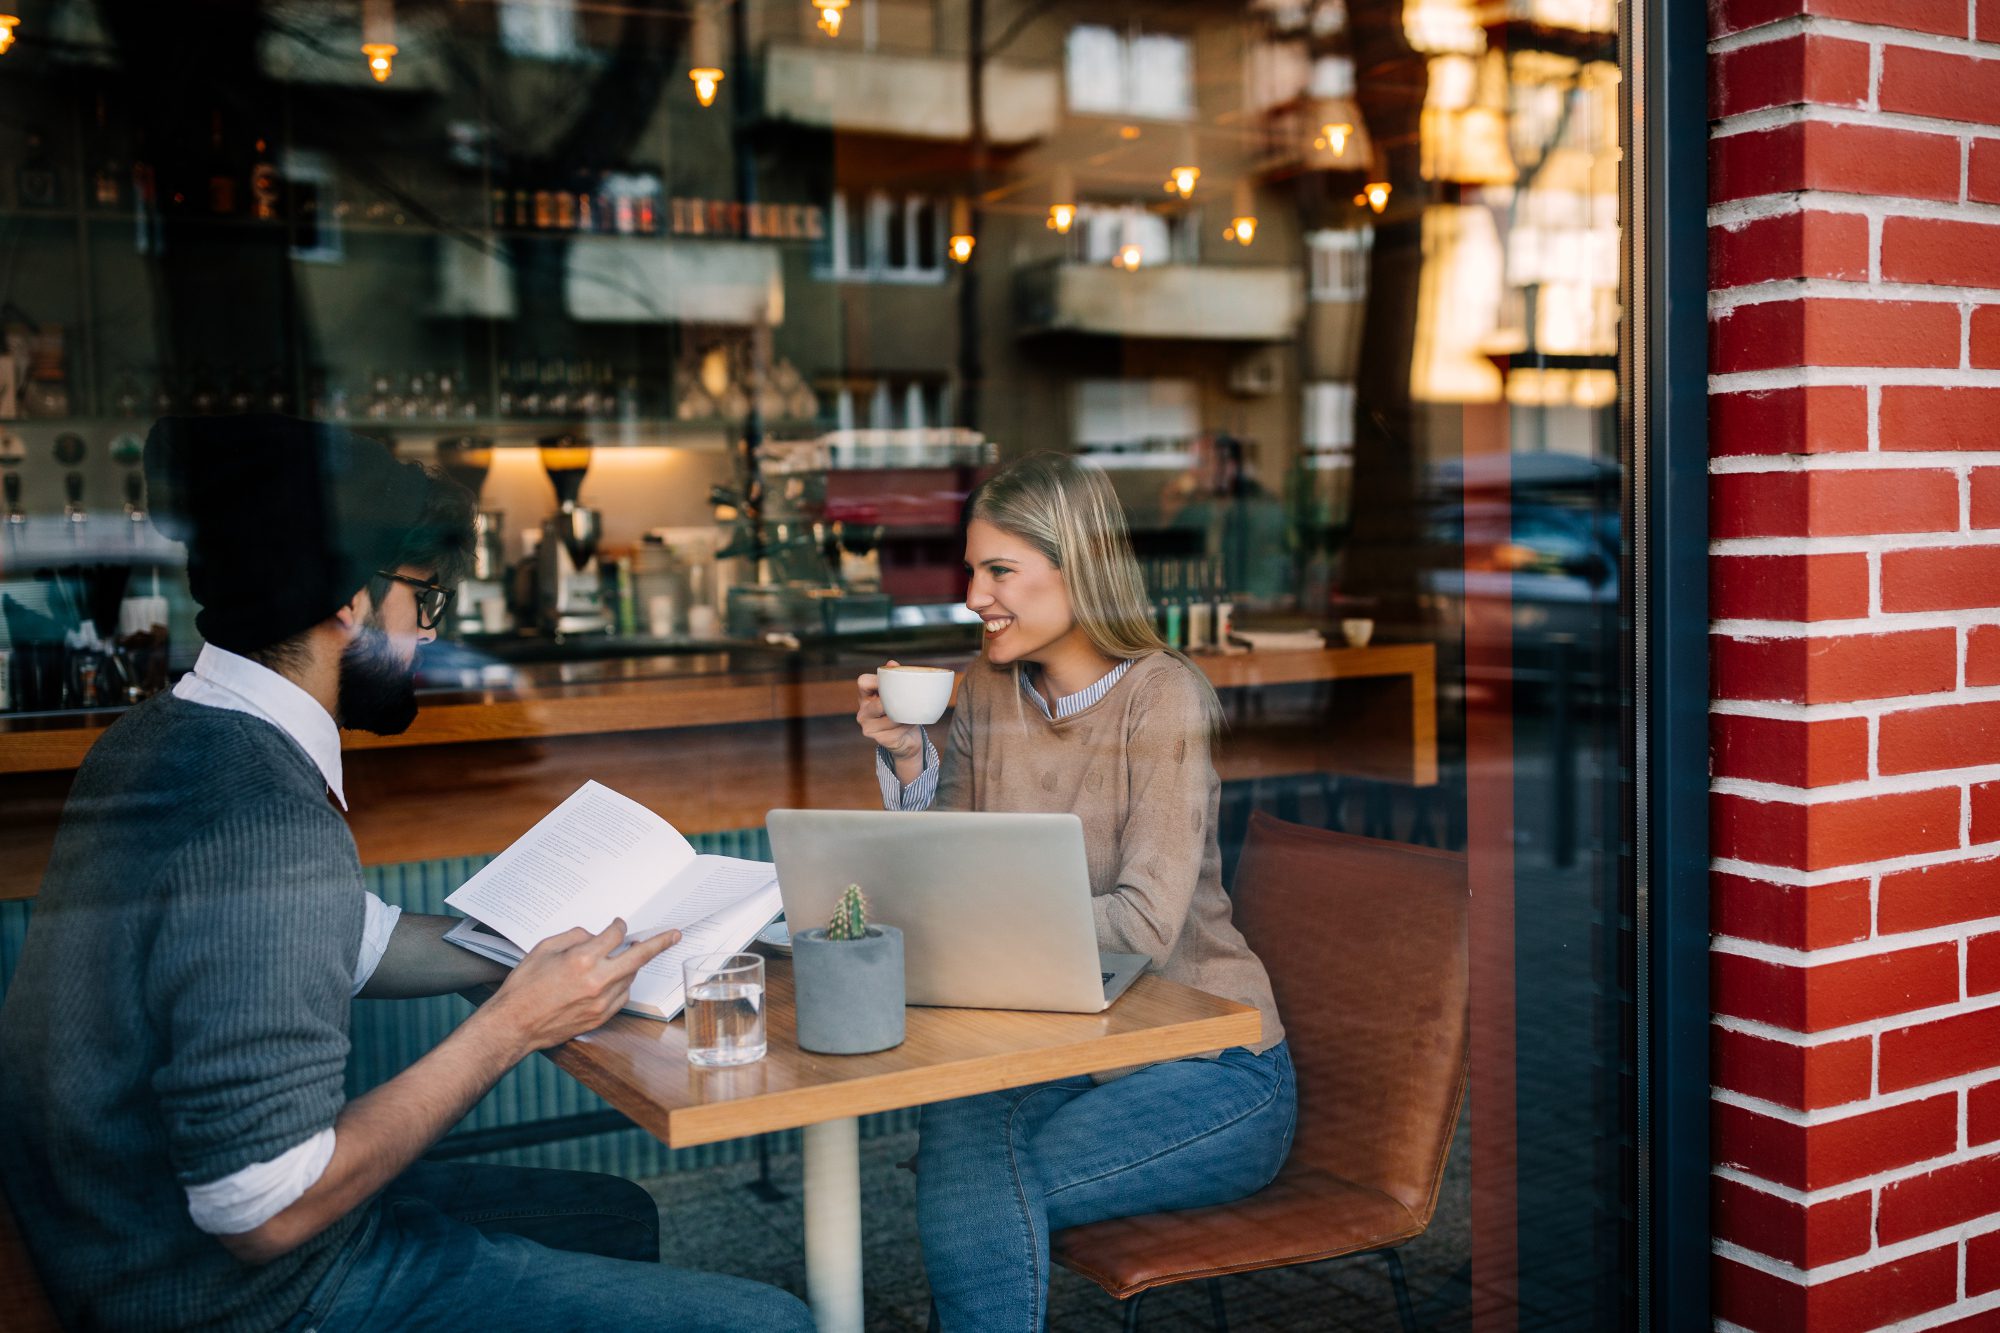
[1165,127,1200,199]
[949,197,975,263]
[816,0,849,36]
[1224,180,1257,246]
[1113,211,1145,271]
[0,15,19,55]
[1047,167,1076,235]
[361,0,397,83]
[689,5,724,108]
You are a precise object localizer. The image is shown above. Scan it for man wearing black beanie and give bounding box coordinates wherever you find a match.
[0,417,814,1332]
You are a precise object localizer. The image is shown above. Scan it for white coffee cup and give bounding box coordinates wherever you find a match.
[877,664,956,725]
[479,597,509,634]
[1340,617,1375,649]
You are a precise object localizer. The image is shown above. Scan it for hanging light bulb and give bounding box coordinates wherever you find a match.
[1224,180,1257,247]
[816,0,849,36]
[1314,122,1355,155]
[1047,167,1076,235]
[361,0,397,83]
[1356,181,1392,213]
[0,15,20,55]
[1165,127,1200,199]
[1112,210,1146,271]
[949,197,975,264]
[688,6,725,107]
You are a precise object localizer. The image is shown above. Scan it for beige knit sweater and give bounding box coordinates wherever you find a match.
[929,649,1284,1053]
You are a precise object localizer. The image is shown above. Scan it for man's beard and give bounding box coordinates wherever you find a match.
[336,622,420,736]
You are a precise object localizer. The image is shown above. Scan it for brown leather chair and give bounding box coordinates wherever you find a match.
[0,1189,62,1332]
[1051,812,1470,1332]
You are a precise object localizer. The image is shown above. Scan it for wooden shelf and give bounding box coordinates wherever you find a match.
[0,644,1438,901]
[0,644,1434,777]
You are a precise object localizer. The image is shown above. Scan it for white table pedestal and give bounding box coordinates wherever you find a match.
[803,1116,863,1333]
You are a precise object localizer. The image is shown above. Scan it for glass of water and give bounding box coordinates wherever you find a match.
[683,953,767,1067]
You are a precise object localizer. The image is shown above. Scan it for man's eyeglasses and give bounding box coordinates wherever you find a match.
[375,571,454,631]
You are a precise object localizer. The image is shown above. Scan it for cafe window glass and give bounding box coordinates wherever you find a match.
[1065,25,1192,118]
[0,0,1647,1326]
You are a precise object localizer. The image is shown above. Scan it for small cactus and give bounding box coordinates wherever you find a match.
[827,884,869,941]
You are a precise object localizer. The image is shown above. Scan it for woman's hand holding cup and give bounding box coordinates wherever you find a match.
[857,660,924,765]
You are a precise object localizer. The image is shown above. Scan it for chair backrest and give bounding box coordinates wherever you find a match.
[1231,810,1469,1225]
[0,1186,61,1332]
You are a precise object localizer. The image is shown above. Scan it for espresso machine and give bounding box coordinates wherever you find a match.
[437,438,510,635]
[536,436,611,636]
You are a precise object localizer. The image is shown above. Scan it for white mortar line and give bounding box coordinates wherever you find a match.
[1713,1157,2000,1216]
[1716,770,1995,804]
[1714,532,2000,556]
[1712,368,2000,393]
[1712,103,1995,141]
[1711,454,1994,474]
[1710,193,2000,227]
[1716,925,2000,968]
[1710,848,2000,889]
[1711,995,2000,1048]
[1713,279,2000,312]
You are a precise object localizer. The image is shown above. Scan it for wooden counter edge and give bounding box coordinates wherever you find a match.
[547,1003,1264,1149]
[0,645,1436,777]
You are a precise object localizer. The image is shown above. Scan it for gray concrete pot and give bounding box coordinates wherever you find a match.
[791,925,905,1055]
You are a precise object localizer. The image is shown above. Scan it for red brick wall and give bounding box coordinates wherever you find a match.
[1709,1,2000,1327]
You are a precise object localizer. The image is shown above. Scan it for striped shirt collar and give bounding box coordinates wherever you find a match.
[1020,657,1133,721]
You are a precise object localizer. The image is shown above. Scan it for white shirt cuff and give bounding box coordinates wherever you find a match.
[185,1128,335,1235]
[875,730,941,811]
[352,892,402,997]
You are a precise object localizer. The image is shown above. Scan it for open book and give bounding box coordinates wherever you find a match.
[443,780,782,1021]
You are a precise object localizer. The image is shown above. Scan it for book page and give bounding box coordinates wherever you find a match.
[446,781,695,948]
[623,878,785,1019]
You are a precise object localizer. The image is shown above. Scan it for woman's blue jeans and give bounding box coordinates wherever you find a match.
[916,1040,1296,1333]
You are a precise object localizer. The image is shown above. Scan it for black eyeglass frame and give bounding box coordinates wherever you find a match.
[375,570,454,630]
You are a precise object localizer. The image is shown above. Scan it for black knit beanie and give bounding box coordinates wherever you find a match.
[142,415,432,654]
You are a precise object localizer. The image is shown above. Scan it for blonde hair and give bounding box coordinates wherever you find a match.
[968,452,1222,727]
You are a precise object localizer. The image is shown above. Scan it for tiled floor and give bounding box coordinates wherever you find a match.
[644,1108,1475,1333]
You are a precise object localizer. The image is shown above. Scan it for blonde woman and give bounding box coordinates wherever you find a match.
[854,452,1293,1332]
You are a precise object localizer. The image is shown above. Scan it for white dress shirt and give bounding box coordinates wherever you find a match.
[170,645,401,1234]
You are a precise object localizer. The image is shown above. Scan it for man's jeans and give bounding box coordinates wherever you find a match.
[284,1161,814,1332]
[915,1041,1296,1333]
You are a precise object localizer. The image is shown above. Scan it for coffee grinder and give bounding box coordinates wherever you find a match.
[437,437,509,635]
[536,435,611,636]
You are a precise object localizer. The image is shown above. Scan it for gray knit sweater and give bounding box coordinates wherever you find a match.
[0,693,365,1331]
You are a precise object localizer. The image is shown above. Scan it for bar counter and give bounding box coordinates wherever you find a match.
[0,642,1436,901]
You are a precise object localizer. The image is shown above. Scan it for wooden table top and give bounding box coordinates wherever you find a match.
[521,956,1263,1149]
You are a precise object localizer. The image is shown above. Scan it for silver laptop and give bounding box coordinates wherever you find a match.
[766,809,1149,1013]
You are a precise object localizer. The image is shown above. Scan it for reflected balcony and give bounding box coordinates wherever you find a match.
[1014,261,1305,342]
[759,42,1059,144]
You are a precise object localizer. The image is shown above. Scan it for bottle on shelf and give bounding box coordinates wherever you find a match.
[90,96,124,211]
[542,359,569,417]
[1187,558,1214,652]
[206,110,239,216]
[1161,562,1184,650]
[249,136,281,221]
[18,129,61,210]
